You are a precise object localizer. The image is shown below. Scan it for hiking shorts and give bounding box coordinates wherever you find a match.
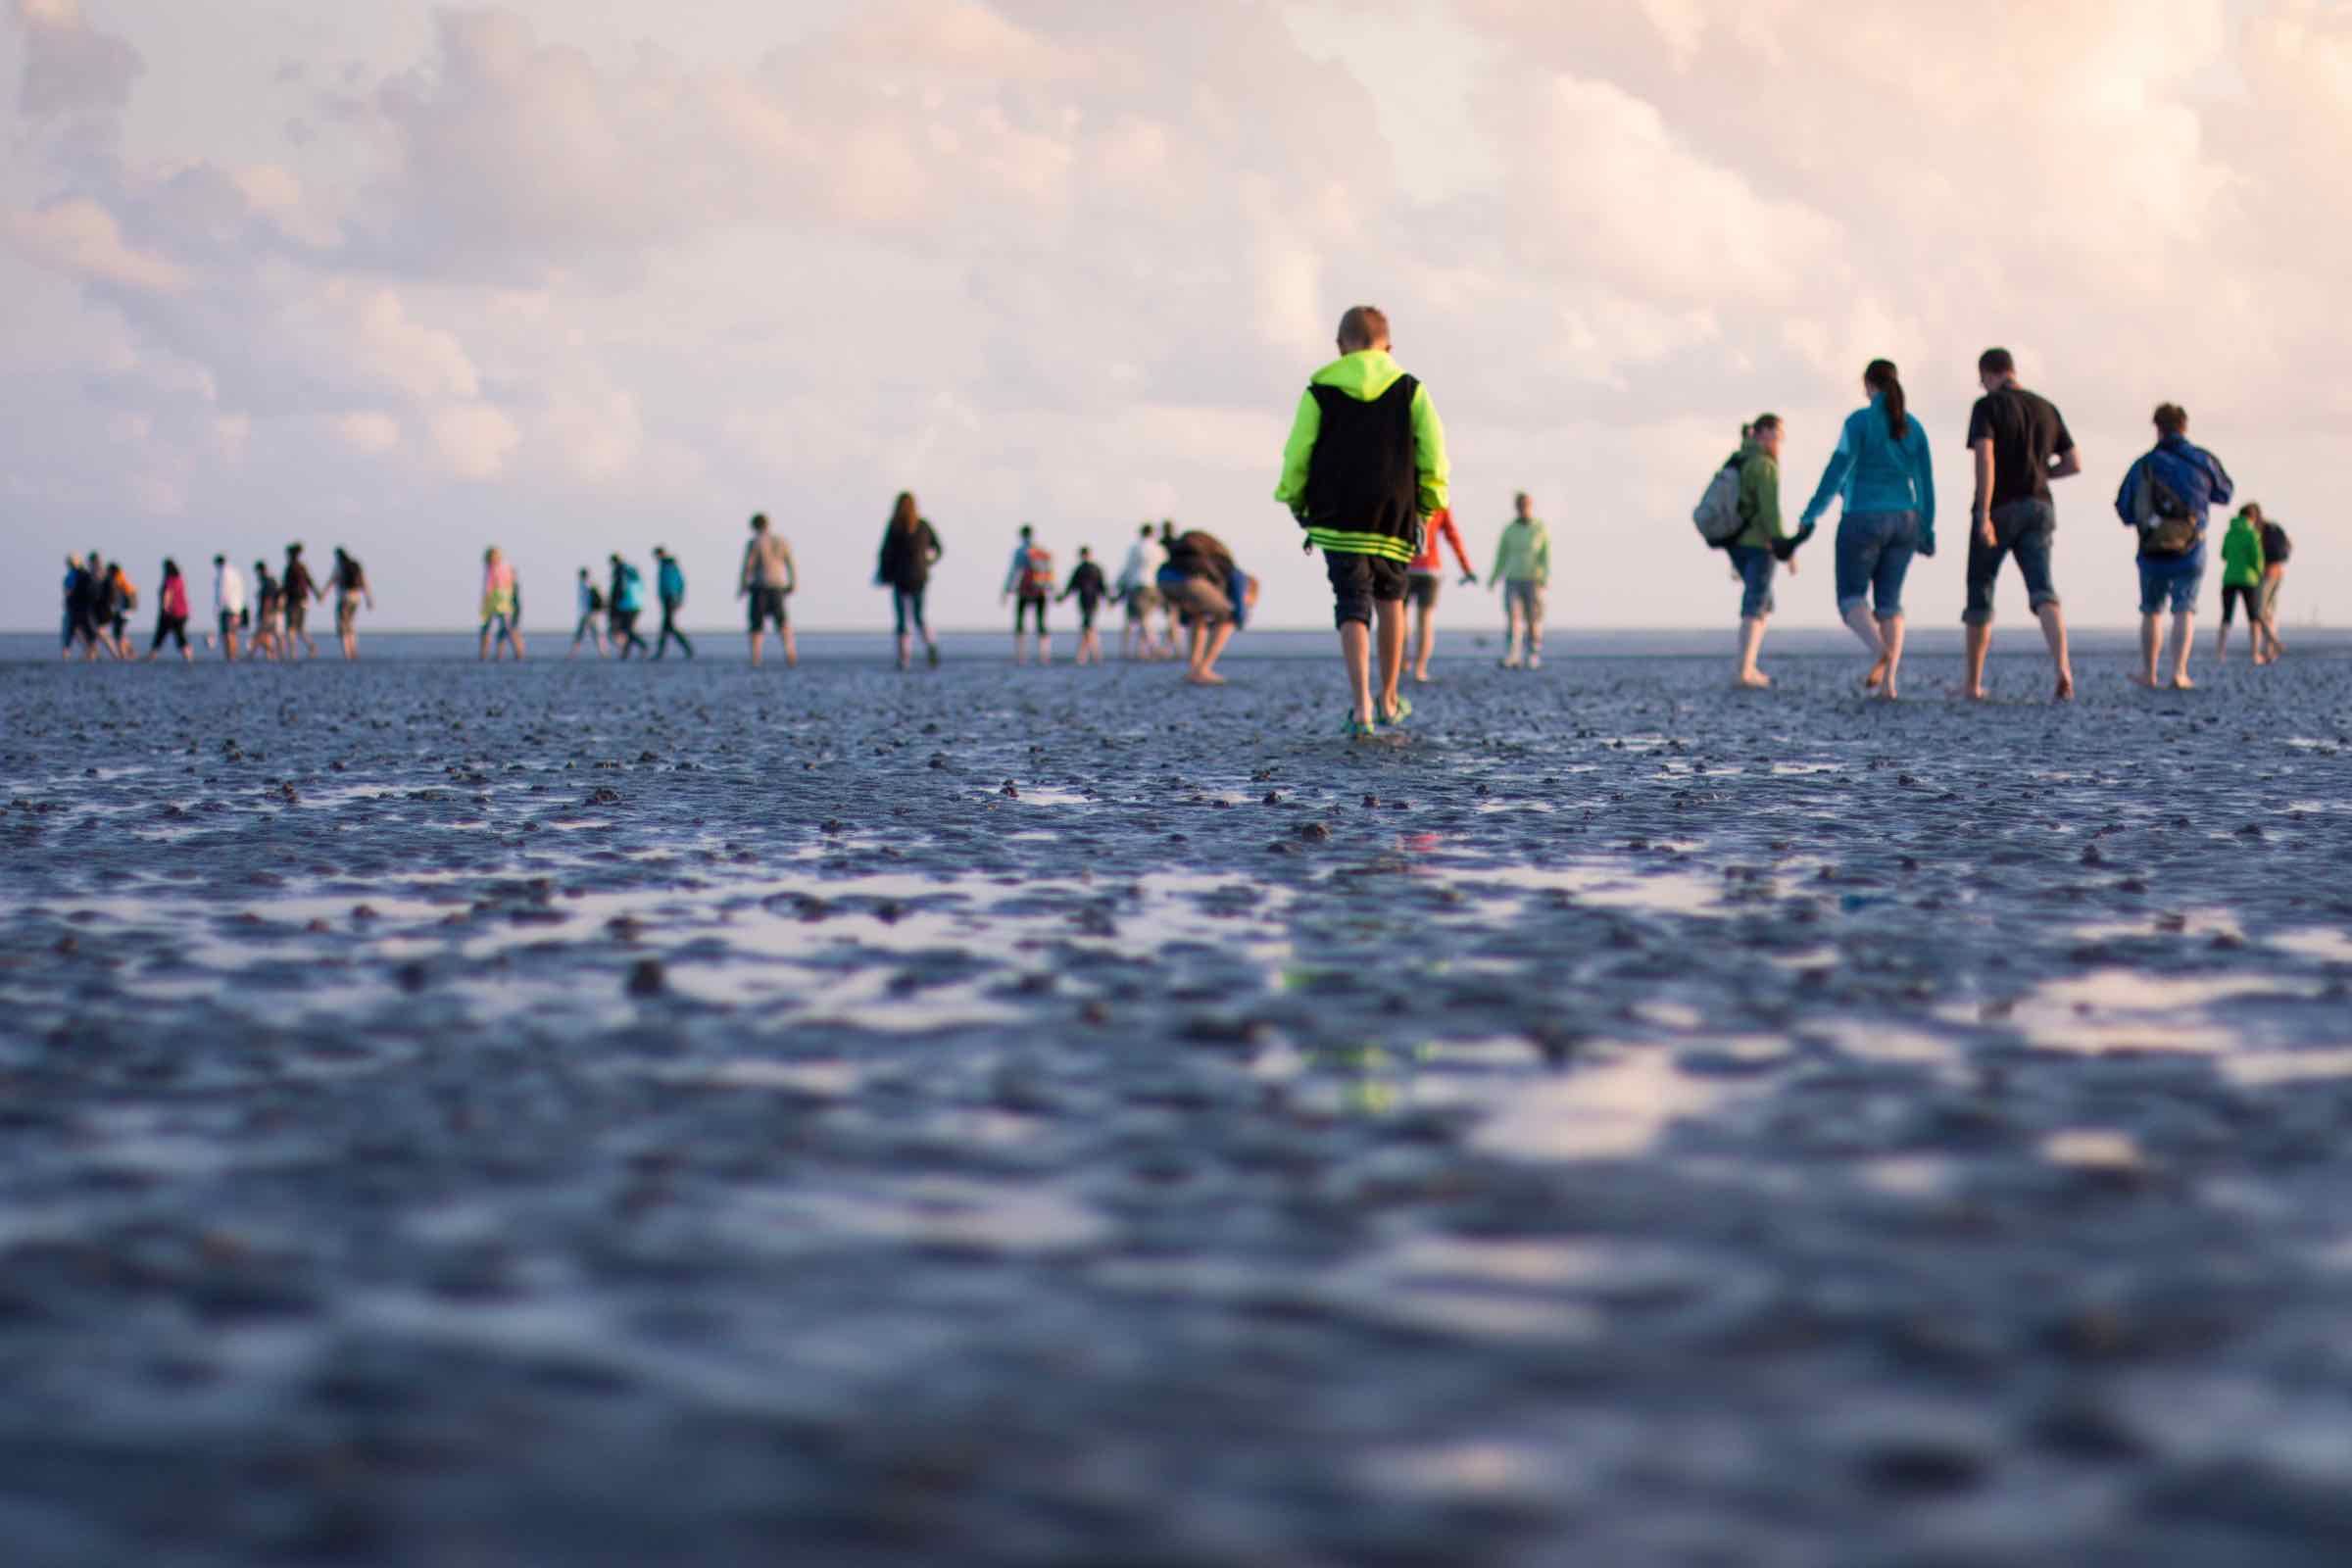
[1325,550,1407,628]
[2137,553,2204,617]
[1125,586,1160,621]
[1014,594,1048,634]
[2261,574,2284,620]
[747,586,788,631]
[1161,572,1235,628]
[1964,500,2060,625]
[1406,572,1442,612]
[1728,545,1777,619]
[1503,579,1545,627]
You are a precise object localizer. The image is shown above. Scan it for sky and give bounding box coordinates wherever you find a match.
[2,0,2341,632]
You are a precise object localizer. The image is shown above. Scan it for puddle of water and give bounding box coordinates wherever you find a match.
[2042,1130,2144,1169]
[2271,928,2352,964]
[2009,969,2312,1055]
[1470,1047,1740,1161]
[2222,1049,2352,1088]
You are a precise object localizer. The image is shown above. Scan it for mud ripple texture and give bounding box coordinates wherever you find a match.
[4,647,2352,1566]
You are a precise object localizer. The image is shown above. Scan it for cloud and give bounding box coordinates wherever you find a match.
[15,0,141,121]
[1,0,2344,633]
[8,197,187,291]
[331,411,400,455]
[430,403,521,480]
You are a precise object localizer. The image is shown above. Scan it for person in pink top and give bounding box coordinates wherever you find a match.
[145,559,193,662]
[479,547,524,662]
[1405,505,1476,683]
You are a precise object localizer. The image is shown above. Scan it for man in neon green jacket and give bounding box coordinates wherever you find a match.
[1276,305,1449,736]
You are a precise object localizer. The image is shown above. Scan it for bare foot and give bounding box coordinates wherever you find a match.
[2171,674,2196,690]
[1186,670,1226,686]
[1863,657,1888,690]
[1961,685,1991,702]
[2054,671,2076,703]
[1411,669,1431,684]
[1735,670,1772,690]
[2130,672,2158,689]
[1881,670,1899,701]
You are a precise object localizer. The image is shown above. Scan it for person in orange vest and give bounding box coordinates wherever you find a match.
[1405,505,1475,683]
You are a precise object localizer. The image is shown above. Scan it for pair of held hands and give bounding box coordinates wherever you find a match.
[1783,518,1941,564]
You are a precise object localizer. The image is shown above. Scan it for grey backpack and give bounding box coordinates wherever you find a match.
[1693,458,1745,549]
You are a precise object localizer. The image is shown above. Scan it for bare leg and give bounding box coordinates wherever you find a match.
[1963,622,1992,700]
[1375,600,1405,715]
[749,631,762,667]
[2169,611,2195,688]
[479,627,491,662]
[1190,621,1236,683]
[1500,602,1523,668]
[1877,614,1905,700]
[2213,619,2230,663]
[1736,615,1771,687]
[1340,619,1374,726]
[1843,602,1887,687]
[1411,600,1435,681]
[784,625,797,668]
[2036,603,2074,700]
[897,633,911,670]
[2135,612,2162,687]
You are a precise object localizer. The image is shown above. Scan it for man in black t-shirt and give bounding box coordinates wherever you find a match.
[1963,347,2081,702]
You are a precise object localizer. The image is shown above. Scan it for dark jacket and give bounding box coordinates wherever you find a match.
[877,519,942,591]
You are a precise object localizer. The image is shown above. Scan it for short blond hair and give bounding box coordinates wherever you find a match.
[1337,305,1390,353]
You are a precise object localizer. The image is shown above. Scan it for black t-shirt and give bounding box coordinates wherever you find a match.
[1966,386,2074,509]
[1064,562,1107,607]
[2260,522,2291,565]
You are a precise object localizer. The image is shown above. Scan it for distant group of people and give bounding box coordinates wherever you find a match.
[1695,348,2297,699]
[62,544,370,662]
[48,312,2305,708]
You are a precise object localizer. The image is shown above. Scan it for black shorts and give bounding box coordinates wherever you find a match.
[1014,594,1049,633]
[1406,572,1442,612]
[285,599,308,633]
[1324,551,1409,628]
[2219,582,2259,624]
[1077,599,1102,631]
[747,586,788,631]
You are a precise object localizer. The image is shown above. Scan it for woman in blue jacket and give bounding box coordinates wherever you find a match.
[1798,359,1935,700]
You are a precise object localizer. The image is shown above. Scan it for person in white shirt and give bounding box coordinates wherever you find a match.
[570,567,608,658]
[1114,522,1168,661]
[211,554,246,662]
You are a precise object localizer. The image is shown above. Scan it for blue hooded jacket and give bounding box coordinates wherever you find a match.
[2115,433,2232,563]
[658,556,685,607]
[1799,395,1936,546]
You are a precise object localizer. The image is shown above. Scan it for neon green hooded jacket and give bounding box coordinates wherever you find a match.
[1274,350,1449,562]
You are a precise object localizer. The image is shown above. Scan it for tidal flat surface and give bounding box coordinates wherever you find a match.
[3,638,2351,1566]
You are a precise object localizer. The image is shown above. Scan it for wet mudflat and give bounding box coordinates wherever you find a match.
[3,637,2351,1566]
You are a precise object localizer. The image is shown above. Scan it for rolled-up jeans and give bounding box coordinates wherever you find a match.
[1835,510,1920,618]
[1727,545,1777,618]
